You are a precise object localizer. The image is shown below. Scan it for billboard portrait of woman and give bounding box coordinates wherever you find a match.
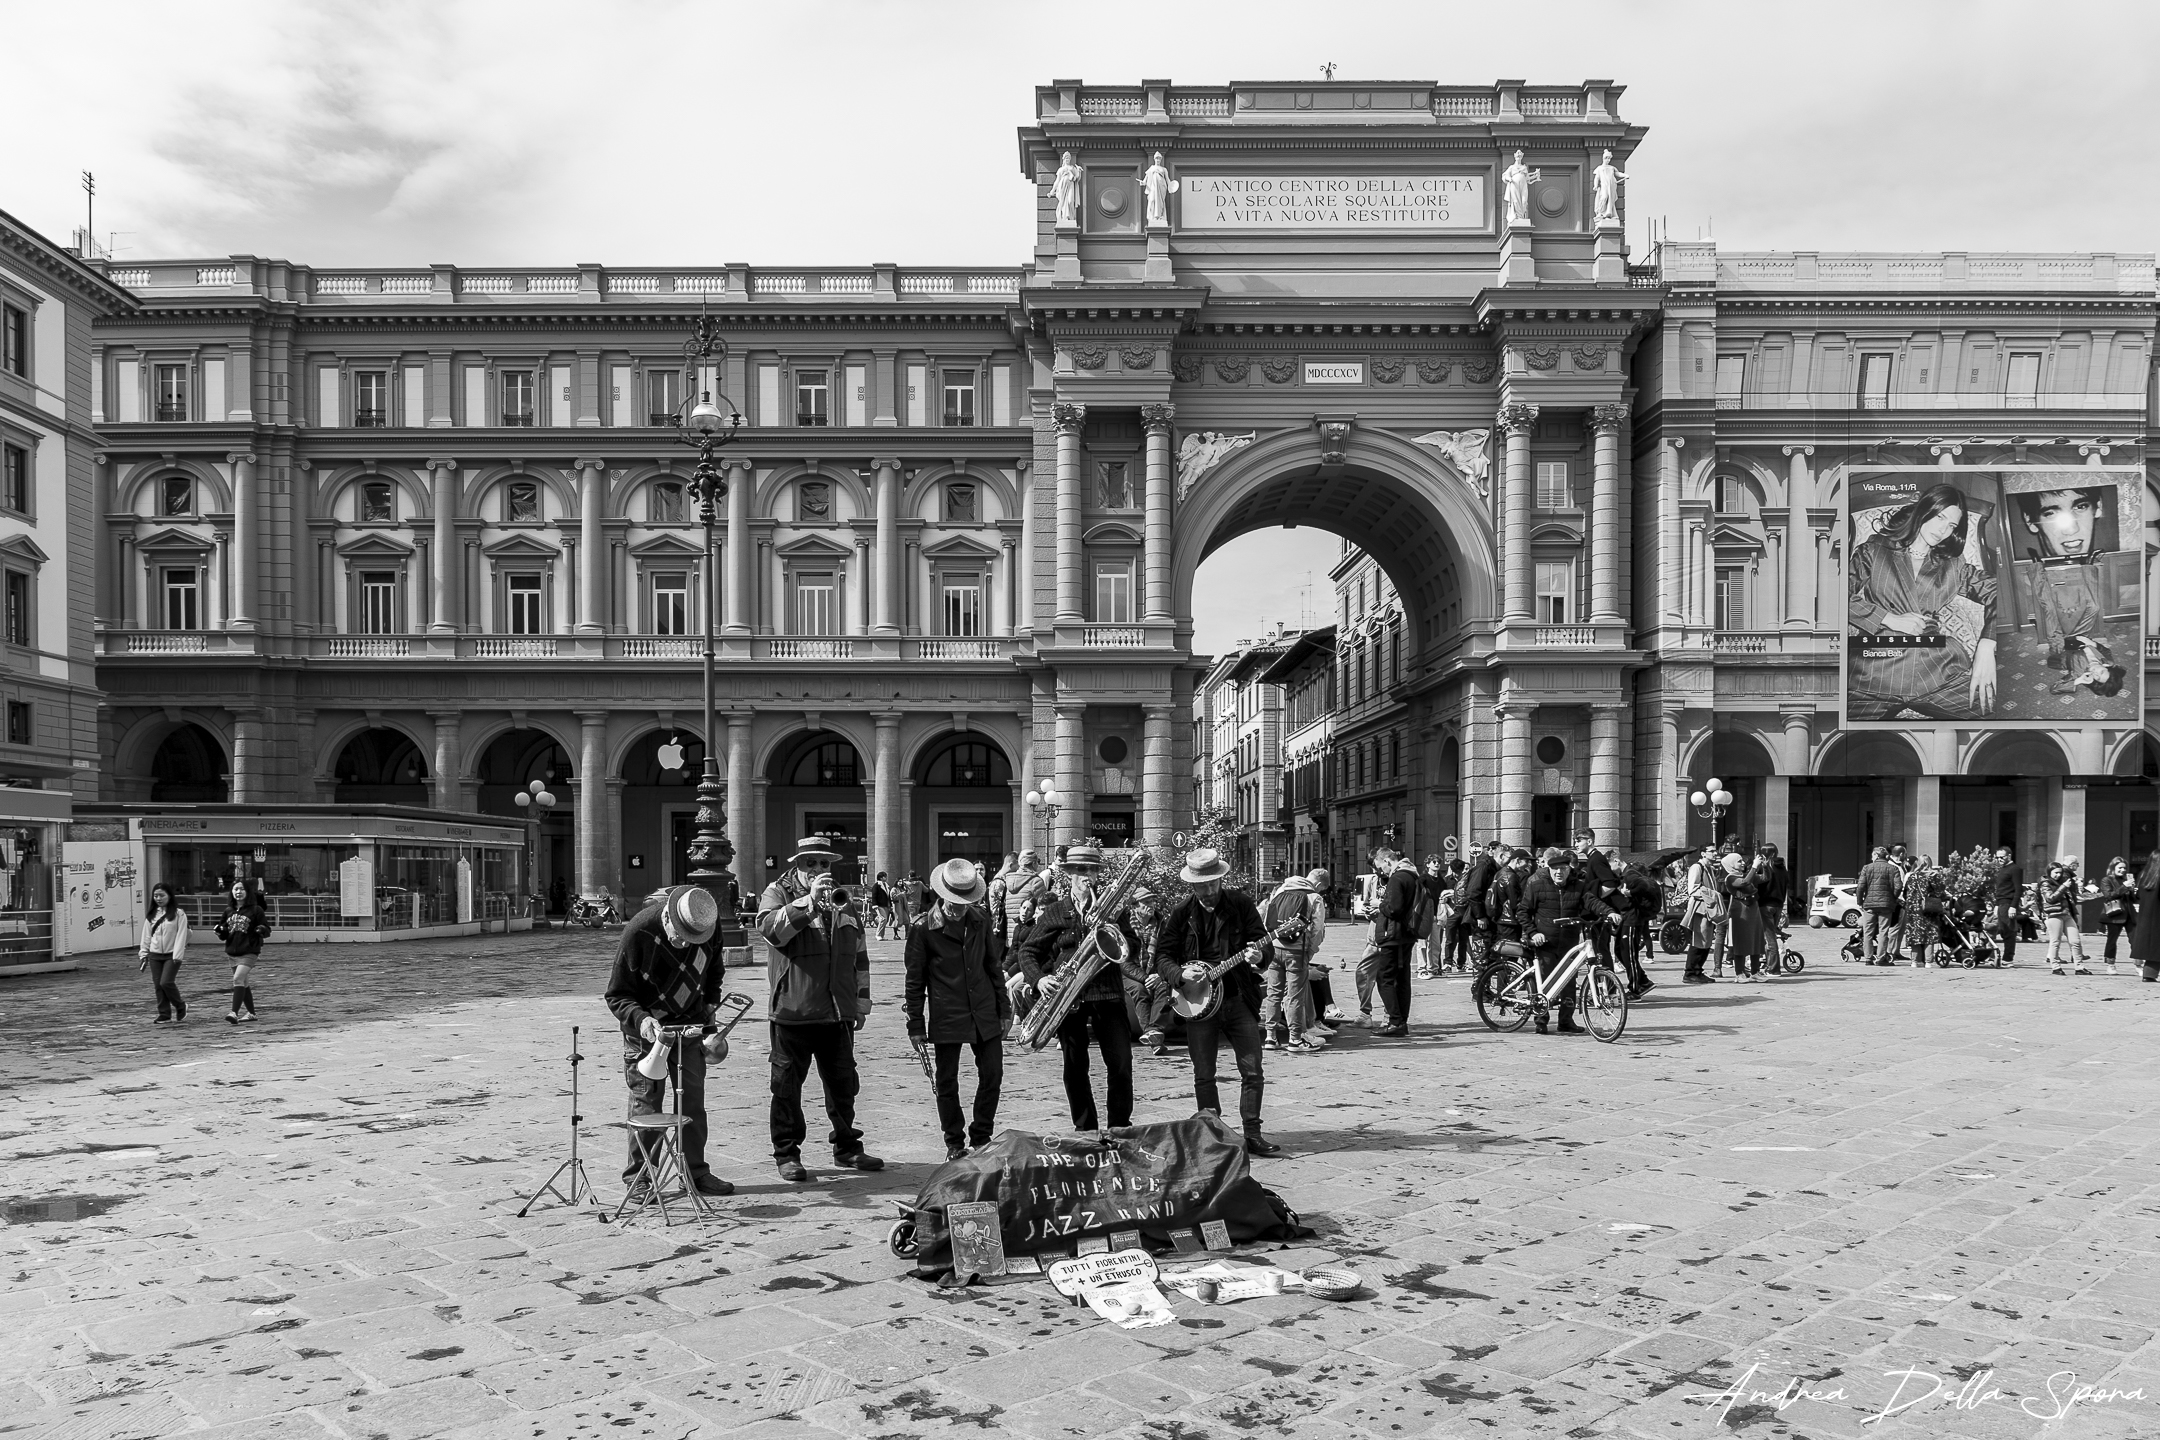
[1845,478,2003,722]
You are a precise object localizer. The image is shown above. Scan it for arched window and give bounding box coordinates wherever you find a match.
[787,741,860,787]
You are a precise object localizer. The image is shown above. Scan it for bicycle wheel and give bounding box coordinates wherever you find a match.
[1473,959,1533,1032]
[1580,966,1628,1042]
[1781,948,1805,975]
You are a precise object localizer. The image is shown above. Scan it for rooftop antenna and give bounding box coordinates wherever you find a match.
[1320,62,1337,81]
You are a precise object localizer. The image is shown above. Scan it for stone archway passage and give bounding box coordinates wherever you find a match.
[764,731,870,888]
[475,730,574,911]
[150,723,228,803]
[333,728,429,807]
[620,729,708,894]
[912,732,1015,877]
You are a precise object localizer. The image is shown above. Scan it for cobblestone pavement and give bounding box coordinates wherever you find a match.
[3,920,2158,1440]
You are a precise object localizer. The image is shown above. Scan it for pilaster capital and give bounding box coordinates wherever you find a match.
[870,455,900,473]
[1666,436,1686,451]
[1589,700,1627,715]
[225,451,257,467]
[1052,401,1087,434]
[1588,404,1628,434]
[1496,402,1540,436]
[1140,402,1176,434]
[573,456,604,473]
[426,709,463,723]
[1779,705,1816,725]
[426,458,458,472]
[1780,444,1815,457]
[574,709,609,728]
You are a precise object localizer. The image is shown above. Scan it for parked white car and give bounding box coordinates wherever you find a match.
[1806,874,1861,928]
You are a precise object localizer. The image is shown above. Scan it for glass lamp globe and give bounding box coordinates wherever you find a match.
[1689,790,1707,807]
[686,394,727,437]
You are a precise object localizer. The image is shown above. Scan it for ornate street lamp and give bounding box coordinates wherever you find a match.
[670,311,746,912]
[1024,777,1063,845]
[511,778,557,918]
[1690,776,1735,845]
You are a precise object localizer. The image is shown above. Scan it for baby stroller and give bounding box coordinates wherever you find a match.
[1932,901,2002,968]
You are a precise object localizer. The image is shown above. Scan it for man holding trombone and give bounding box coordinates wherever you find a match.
[604,885,736,1197]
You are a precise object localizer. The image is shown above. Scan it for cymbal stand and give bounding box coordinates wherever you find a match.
[518,1025,598,1217]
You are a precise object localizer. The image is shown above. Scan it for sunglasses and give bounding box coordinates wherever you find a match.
[799,858,833,871]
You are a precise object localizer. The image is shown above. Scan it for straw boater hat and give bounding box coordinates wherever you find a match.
[662,884,719,945]
[929,858,987,906]
[788,835,841,864]
[1180,848,1231,884]
[1062,844,1103,869]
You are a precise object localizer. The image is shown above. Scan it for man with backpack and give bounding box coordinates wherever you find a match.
[1260,868,1329,1054]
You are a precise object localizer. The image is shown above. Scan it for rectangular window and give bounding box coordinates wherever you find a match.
[358,571,397,634]
[4,571,27,647]
[1536,561,1572,625]
[1535,461,1571,509]
[941,577,983,636]
[2006,352,2042,408]
[506,575,544,634]
[1715,474,1747,514]
[1715,354,1747,408]
[2,305,26,377]
[942,370,976,426]
[5,701,27,747]
[355,370,388,427]
[647,369,681,426]
[795,370,829,426]
[650,482,684,523]
[501,370,535,426]
[361,482,394,523]
[505,480,540,523]
[1096,461,1131,509]
[1715,567,1748,631]
[162,567,200,630]
[1093,561,1133,623]
[163,476,193,516]
[1857,353,1893,409]
[154,363,188,421]
[652,573,689,635]
[794,572,837,634]
[2,443,26,514]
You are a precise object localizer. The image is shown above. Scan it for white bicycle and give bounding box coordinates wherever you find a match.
[1473,917,1629,1042]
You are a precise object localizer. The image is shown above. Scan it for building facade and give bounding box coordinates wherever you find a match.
[72,75,2159,903]
[1259,625,1334,879]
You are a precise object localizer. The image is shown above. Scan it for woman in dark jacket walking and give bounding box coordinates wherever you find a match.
[2131,851,2160,983]
[215,881,269,1022]
[2097,857,2137,972]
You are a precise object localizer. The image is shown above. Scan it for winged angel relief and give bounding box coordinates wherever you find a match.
[1174,431,1257,501]
[1410,429,1494,497]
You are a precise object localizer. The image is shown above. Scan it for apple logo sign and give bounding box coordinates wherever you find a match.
[657,736,686,771]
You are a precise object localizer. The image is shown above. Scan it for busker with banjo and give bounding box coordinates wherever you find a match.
[1152,847,1285,1158]
[1017,843,1142,1134]
[903,858,1010,1160]
[603,884,738,1197]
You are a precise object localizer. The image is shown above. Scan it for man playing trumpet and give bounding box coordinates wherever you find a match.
[758,836,881,1182]
[903,858,1009,1160]
[604,884,736,1197]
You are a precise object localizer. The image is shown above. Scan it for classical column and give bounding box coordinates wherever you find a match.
[873,712,902,881]
[1780,707,1813,777]
[1660,710,1686,846]
[1054,703,1086,844]
[429,710,461,811]
[1140,704,1173,842]
[1141,403,1174,622]
[230,708,266,803]
[1912,775,1943,860]
[1782,446,1815,629]
[576,711,607,898]
[1763,776,1791,858]
[726,712,754,897]
[1053,402,1086,623]
[872,457,900,635]
[429,460,459,633]
[227,452,258,631]
[1497,402,1538,622]
[724,459,752,635]
[576,458,605,635]
[1659,438,1685,625]
[1494,703,1531,847]
[1588,703,1623,845]
[1588,407,1625,624]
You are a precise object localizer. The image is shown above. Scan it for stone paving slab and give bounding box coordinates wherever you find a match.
[6,923,2160,1437]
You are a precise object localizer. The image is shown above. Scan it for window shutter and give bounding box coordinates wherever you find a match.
[991,364,1013,426]
[845,364,867,426]
[318,368,341,427]
[757,364,781,426]
[463,366,486,426]
[403,367,425,427]
[550,364,573,427]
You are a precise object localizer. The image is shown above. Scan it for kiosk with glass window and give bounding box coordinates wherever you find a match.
[79,803,529,942]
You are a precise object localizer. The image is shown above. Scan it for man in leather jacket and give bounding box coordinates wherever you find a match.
[1154,848,1281,1157]
[1515,848,1619,1035]
[1459,840,1503,965]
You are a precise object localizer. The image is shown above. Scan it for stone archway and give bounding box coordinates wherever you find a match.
[911,731,1015,875]
[150,723,229,803]
[620,728,708,894]
[763,730,870,887]
[474,729,574,913]
[333,727,430,806]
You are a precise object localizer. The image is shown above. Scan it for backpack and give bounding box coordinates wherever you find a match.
[1263,886,1312,951]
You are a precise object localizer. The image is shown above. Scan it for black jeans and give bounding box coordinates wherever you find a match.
[1056,998,1133,1130]
[1185,988,1265,1132]
[1374,942,1413,1027]
[1443,923,1469,969]
[2103,917,2132,961]
[150,957,185,1018]
[1992,903,2020,964]
[622,1039,711,1185]
[769,1021,863,1162]
[933,1038,1003,1149]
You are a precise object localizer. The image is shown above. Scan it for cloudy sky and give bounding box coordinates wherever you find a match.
[13,0,2155,653]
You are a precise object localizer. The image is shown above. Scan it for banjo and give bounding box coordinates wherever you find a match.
[1166,915,1308,1024]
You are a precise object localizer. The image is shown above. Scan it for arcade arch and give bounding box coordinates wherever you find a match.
[911,731,1015,874]
[619,728,709,894]
[149,723,228,803]
[763,730,870,886]
[474,729,574,911]
[332,728,430,806]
